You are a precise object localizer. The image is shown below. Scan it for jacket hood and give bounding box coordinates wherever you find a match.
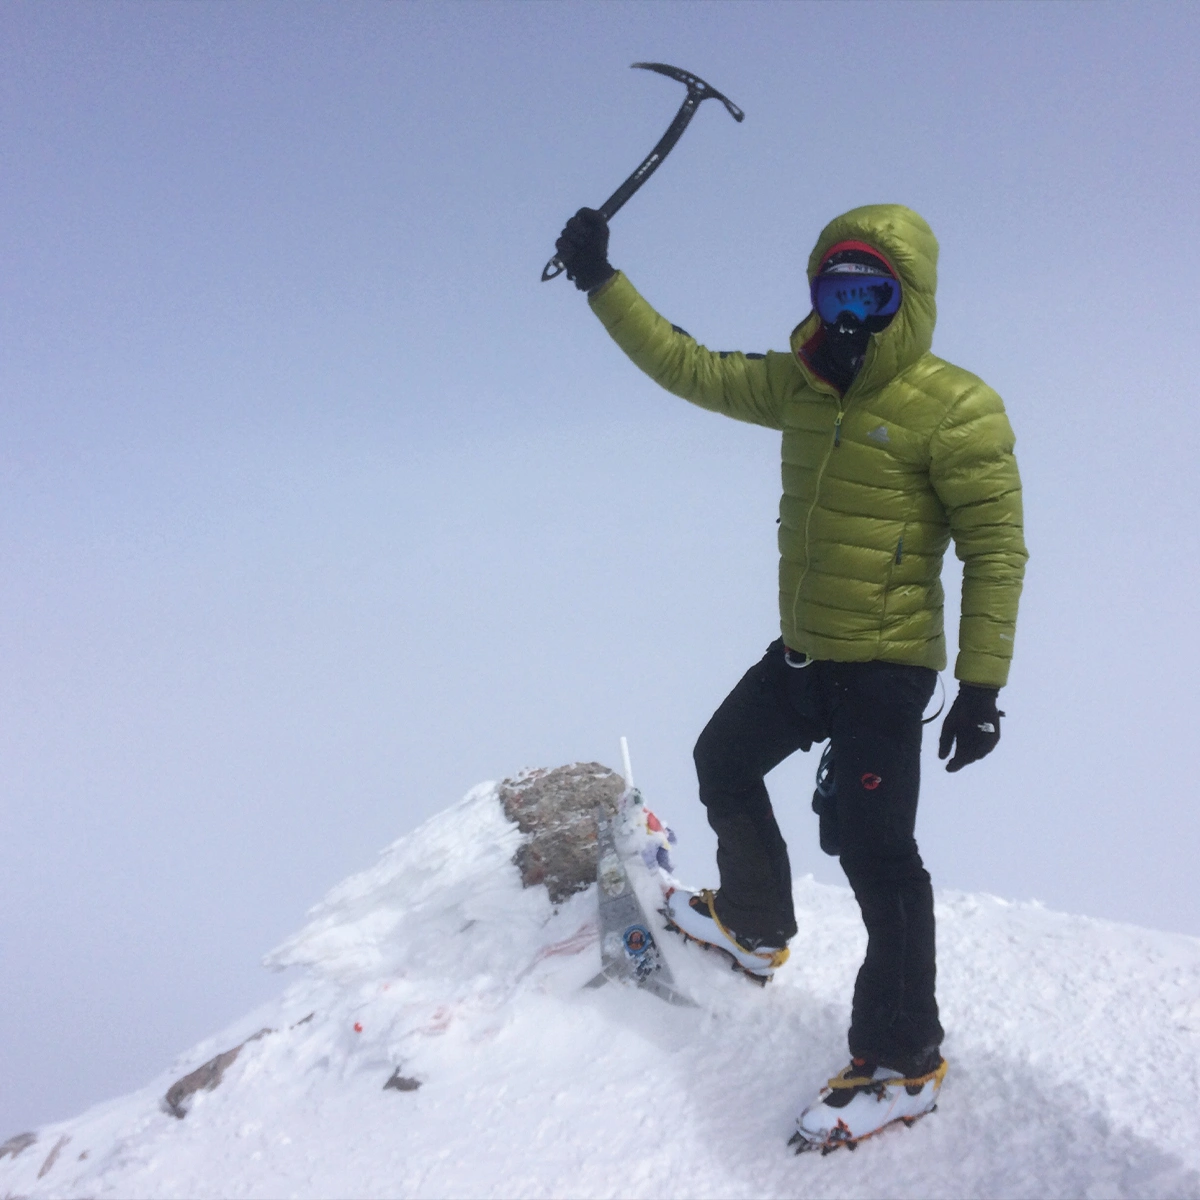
[790,204,939,394]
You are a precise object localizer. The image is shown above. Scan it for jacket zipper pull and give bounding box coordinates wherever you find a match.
[834,409,844,447]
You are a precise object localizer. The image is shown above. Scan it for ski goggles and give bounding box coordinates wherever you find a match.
[812,269,902,324]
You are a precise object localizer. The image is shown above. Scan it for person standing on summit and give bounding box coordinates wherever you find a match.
[553,203,1027,1151]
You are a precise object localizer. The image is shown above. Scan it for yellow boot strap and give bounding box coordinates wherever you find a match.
[827,1057,948,1092]
[699,889,790,969]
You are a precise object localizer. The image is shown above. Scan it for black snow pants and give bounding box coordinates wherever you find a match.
[693,638,943,1064]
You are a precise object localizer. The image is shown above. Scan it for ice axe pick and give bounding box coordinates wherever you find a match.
[542,62,744,282]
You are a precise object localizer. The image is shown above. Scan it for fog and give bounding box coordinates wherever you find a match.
[3,1,1198,1135]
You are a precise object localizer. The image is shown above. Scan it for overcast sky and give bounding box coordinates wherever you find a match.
[3,0,1199,1137]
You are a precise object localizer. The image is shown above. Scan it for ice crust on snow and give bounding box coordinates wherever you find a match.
[3,776,1200,1199]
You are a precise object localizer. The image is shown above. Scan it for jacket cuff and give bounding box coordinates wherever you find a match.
[586,269,632,314]
[954,650,1010,689]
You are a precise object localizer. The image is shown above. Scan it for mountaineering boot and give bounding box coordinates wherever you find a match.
[661,887,789,983]
[789,1052,947,1154]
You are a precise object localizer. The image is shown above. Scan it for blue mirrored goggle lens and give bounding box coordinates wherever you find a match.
[812,274,901,323]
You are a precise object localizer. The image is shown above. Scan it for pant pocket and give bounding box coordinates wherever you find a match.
[810,745,840,856]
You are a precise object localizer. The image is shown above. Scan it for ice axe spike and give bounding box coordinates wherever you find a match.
[542,62,744,282]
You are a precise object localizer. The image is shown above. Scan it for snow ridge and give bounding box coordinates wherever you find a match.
[2,780,1199,1199]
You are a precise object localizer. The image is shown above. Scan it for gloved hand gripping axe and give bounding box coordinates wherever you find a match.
[542,62,744,281]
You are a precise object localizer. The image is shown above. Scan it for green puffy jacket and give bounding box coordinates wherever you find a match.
[589,204,1027,687]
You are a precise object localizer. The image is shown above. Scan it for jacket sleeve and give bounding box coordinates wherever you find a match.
[928,382,1028,688]
[587,272,786,431]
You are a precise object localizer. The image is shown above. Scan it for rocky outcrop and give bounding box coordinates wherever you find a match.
[383,1068,421,1092]
[37,1135,70,1180]
[162,1028,272,1118]
[0,1131,36,1161]
[499,763,625,903]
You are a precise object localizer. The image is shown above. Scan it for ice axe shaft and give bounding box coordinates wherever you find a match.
[542,63,744,282]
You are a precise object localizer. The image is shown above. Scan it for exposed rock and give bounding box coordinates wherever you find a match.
[0,1132,36,1161]
[499,762,625,903]
[383,1068,421,1092]
[162,1027,272,1119]
[37,1135,69,1180]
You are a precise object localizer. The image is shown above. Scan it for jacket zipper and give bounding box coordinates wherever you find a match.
[790,328,879,638]
[792,399,846,635]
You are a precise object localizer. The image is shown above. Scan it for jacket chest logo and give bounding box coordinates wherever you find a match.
[866,424,891,445]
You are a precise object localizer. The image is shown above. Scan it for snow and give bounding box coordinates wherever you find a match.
[3,779,1199,1200]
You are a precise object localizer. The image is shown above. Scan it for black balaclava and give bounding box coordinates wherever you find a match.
[808,245,899,395]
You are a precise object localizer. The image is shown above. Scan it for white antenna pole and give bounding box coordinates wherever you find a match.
[620,736,634,790]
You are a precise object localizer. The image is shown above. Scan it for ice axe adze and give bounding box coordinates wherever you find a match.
[541,62,744,282]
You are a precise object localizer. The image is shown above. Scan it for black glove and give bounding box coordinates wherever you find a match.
[554,208,616,293]
[938,684,1004,773]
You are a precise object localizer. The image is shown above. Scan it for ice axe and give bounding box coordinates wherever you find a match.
[541,62,744,282]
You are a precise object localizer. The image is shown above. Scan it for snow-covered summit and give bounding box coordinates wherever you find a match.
[3,773,1200,1199]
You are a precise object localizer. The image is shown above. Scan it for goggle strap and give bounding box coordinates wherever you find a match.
[817,239,899,278]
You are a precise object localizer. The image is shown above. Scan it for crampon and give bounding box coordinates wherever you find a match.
[788,1056,946,1155]
[659,887,788,986]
